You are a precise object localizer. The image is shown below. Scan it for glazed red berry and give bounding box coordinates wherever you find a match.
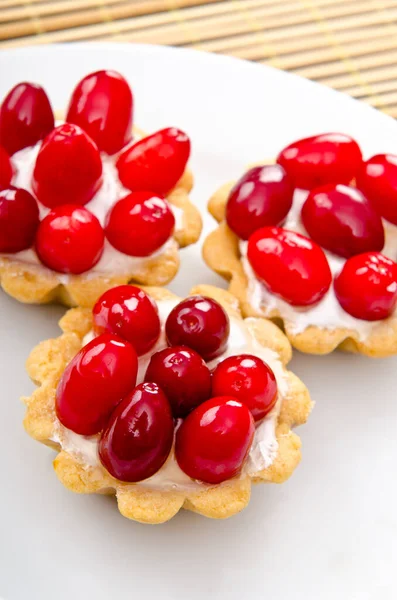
[116,128,190,195]
[0,82,54,155]
[165,296,230,361]
[175,396,255,484]
[105,191,175,257]
[334,252,397,321]
[248,227,332,306]
[93,285,160,355]
[145,346,212,417]
[35,204,104,274]
[277,133,362,190]
[66,70,133,154]
[356,154,397,225]
[32,123,103,208]
[212,354,277,421]
[56,333,138,435]
[0,187,39,253]
[226,165,293,240]
[0,146,13,189]
[99,382,174,482]
[301,184,384,258]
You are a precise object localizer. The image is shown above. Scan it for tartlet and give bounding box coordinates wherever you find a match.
[203,134,397,357]
[0,71,202,307]
[24,284,312,524]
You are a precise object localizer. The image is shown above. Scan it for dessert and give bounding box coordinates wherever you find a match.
[204,133,397,356]
[0,71,201,307]
[24,284,311,524]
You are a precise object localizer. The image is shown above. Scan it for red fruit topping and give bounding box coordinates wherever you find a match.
[93,285,160,355]
[0,82,54,155]
[277,133,362,190]
[145,346,212,417]
[165,296,230,361]
[356,154,397,225]
[56,333,138,435]
[0,146,13,189]
[32,123,103,208]
[35,204,104,274]
[248,226,332,306]
[66,70,133,154]
[99,382,174,482]
[212,354,277,421]
[105,191,175,257]
[116,127,190,195]
[226,165,293,240]
[334,252,397,321]
[175,396,255,484]
[301,184,384,258]
[0,187,39,253]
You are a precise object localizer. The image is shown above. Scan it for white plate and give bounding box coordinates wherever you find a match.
[0,43,396,600]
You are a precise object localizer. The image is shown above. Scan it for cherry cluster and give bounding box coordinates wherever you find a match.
[227,134,397,321]
[56,286,279,485]
[0,71,190,273]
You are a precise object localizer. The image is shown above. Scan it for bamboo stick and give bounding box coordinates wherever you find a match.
[197,25,393,62]
[320,64,397,88]
[343,79,397,98]
[260,34,397,71]
[1,0,395,43]
[97,1,397,48]
[295,47,397,80]
[0,0,221,24]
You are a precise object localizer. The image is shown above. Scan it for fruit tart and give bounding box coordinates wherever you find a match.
[24,284,311,524]
[204,133,397,357]
[0,71,201,307]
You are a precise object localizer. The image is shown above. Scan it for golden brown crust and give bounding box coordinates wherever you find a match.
[203,183,397,357]
[23,285,312,524]
[0,129,202,307]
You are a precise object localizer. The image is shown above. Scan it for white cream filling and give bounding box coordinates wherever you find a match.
[1,134,184,283]
[241,189,397,340]
[51,298,289,492]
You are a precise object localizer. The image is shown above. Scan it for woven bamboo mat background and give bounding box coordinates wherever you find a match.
[1,0,397,117]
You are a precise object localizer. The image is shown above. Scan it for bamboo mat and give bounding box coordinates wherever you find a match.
[1,0,397,117]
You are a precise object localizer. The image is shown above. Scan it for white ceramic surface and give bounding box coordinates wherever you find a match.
[0,43,396,600]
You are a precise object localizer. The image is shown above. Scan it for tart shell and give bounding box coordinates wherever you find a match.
[1,126,202,307]
[23,285,312,524]
[203,182,397,357]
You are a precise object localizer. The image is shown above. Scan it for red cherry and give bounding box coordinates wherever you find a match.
[0,82,54,155]
[93,285,160,355]
[248,227,332,306]
[165,296,230,361]
[277,133,362,190]
[175,396,254,484]
[35,204,104,274]
[116,128,190,195]
[226,165,293,240]
[66,70,133,154]
[32,123,103,208]
[105,191,175,257]
[301,184,384,258]
[56,333,138,435]
[212,354,277,421]
[356,154,397,225]
[98,382,174,482]
[0,186,39,253]
[0,146,13,189]
[145,346,212,417]
[334,252,397,321]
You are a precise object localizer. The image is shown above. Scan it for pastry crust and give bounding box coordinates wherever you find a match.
[203,182,397,357]
[23,285,312,524]
[0,128,202,307]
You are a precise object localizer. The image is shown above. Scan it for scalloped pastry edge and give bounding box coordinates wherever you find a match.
[23,285,312,523]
